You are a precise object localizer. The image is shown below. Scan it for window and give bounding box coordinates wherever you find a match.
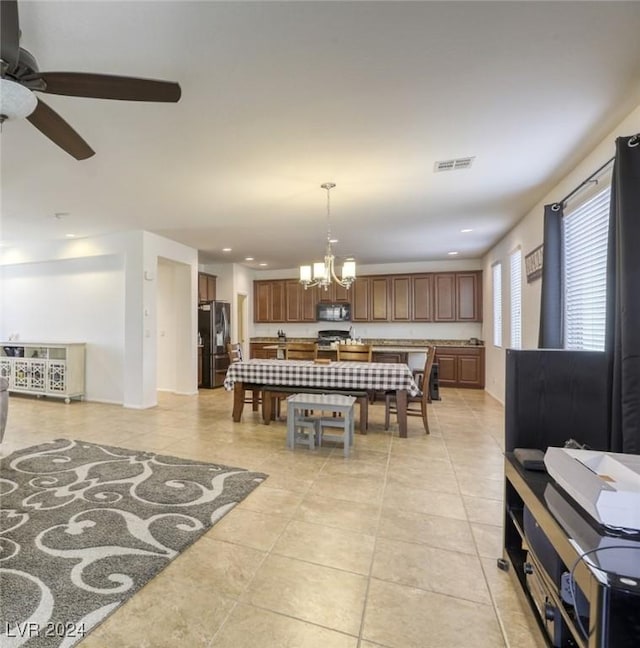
[510,248,522,349]
[493,262,502,347]
[563,186,610,351]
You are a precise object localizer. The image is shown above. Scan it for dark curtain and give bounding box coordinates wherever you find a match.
[606,134,640,454]
[538,203,563,348]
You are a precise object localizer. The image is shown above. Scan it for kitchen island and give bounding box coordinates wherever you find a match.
[250,338,485,389]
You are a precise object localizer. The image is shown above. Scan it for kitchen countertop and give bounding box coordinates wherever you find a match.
[252,337,484,348]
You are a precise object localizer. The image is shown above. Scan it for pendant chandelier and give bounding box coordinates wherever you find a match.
[299,183,356,291]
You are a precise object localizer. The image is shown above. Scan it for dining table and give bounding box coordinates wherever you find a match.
[223,359,421,438]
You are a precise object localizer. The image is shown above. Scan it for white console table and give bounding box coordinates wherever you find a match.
[0,342,86,403]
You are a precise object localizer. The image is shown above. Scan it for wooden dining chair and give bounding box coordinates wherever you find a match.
[385,346,436,434]
[227,343,262,412]
[285,342,318,360]
[336,343,372,362]
[333,343,372,431]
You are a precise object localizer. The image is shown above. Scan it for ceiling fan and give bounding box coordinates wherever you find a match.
[0,0,181,160]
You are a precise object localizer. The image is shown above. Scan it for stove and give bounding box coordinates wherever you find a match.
[316,329,351,347]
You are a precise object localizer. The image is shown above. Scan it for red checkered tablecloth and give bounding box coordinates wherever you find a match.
[224,359,420,396]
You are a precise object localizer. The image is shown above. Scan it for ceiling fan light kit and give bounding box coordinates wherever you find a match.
[299,182,357,291]
[0,0,181,159]
[0,77,36,120]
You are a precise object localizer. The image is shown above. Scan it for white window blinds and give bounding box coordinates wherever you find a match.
[493,262,502,347]
[563,186,610,351]
[510,249,522,349]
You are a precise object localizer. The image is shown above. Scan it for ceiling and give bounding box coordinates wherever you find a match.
[2,1,640,270]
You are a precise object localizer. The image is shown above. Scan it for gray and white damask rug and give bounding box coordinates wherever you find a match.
[0,438,267,647]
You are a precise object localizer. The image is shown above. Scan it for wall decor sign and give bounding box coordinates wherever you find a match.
[525,244,543,283]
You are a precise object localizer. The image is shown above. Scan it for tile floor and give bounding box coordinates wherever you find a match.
[1,387,547,648]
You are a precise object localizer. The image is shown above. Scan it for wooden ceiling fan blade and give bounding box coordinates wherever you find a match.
[40,72,181,102]
[1,0,20,72]
[27,98,95,160]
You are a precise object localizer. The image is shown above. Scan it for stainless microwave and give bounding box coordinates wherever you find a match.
[316,302,351,322]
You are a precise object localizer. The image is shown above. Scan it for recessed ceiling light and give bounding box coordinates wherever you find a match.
[461,228,473,233]
[259,262,268,267]
[448,251,459,255]
[65,234,75,238]
[222,247,232,252]
[329,238,338,244]
[245,257,254,261]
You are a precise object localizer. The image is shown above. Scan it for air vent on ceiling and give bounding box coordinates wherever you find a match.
[434,157,475,172]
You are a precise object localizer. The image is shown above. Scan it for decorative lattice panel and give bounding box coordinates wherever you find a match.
[0,359,11,381]
[29,360,47,391]
[48,362,67,393]
[13,360,29,389]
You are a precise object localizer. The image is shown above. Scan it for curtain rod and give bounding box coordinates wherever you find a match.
[552,133,639,211]
[552,156,614,211]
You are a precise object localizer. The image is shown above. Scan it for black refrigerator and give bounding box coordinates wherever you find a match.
[198,301,231,388]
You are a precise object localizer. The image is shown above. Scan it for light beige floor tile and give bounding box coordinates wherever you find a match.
[363,578,505,648]
[208,508,289,551]
[273,519,375,574]
[239,554,368,635]
[163,535,266,599]
[456,474,504,501]
[464,495,504,526]
[471,522,504,559]
[308,473,385,505]
[372,537,491,604]
[237,485,306,517]
[378,507,476,554]
[382,484,467,520]
[210,603,358,647]
[294,493,380,535]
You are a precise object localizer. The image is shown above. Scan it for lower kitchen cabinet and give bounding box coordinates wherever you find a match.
[434,346,484,388]
[249,342,279,359]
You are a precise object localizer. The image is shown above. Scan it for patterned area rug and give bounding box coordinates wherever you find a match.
[0,439,267,647]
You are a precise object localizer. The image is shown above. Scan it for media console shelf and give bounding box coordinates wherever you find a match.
[0,342,86,403]
[502,349,639,648]
[503,455,640,647]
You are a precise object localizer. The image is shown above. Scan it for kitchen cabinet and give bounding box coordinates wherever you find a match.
[434,271,482,322]
[317,281,350,303]
[285,281,317,322]
[250,342,279,359]
[434,346,484,388]
[412,274,433,321]
[254,280,286,323]
[391,276,412,321]
[351,277,371,322]
[372,351,409,364]
[198,272,217,303]
[371,276,391,321]
[0,343,86,402]
[252,270,481,324]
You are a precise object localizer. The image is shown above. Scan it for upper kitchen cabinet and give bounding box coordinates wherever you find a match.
[198,272,216,303]
[350,277,371,322]
[252,270,481,323]
[371,276,391,321]
[254,280,286,323]
[285,280,317,322]
[434,271,482,322]
[317,281,350,303]
[391,275,412,321]
[412,274,433,321]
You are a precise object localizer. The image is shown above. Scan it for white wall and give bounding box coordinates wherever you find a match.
[482,102,640,404]
[0,254,125,403]
[0,230,199,407]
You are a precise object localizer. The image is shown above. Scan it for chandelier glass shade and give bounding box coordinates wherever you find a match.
[299,183,356,291]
